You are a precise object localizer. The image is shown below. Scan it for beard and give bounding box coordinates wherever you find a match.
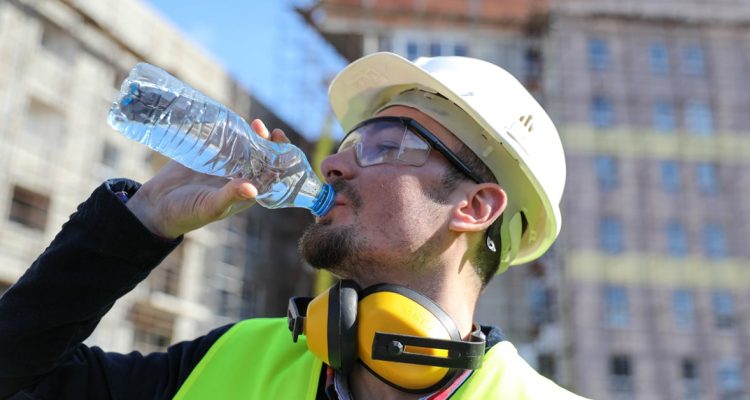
[298,222,363,276]
[298,179,366,276]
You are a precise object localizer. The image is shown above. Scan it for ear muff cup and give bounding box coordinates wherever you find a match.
[302,280,360,374]
[356,284,462,392]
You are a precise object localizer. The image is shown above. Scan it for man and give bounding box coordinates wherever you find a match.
[0,53,586,399]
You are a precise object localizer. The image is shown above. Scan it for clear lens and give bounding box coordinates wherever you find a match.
[338,120,431,168]
[396,128,430,166]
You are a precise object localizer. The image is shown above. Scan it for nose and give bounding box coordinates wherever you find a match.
[320,148,357,182]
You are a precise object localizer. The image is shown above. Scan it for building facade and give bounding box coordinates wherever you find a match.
[549,1,750,398]
[0,0,315,354]
[304,0,750,398]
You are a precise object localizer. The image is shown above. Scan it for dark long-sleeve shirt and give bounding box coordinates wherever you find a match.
[0,179,233,399]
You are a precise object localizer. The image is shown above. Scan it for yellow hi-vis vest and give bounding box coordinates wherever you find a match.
[173,318,589,399]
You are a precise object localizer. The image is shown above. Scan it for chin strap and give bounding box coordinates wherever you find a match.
[496,210,523,273]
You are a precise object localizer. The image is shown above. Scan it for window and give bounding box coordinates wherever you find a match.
[589,38,610,71]
[129,304,174,353]
[681,359,701,400]
[9,185,50,231]
[702,223,727,260]
[148,244,182,296]
[528,280,555,326]
[685,101,714,135]
[592,96,614,128]
[600,217,624,254]
[610,355,635,398]
[649,42,670,75]
[681,44,706,76]
[661,160,682,194]
[596,156,618,191]
[537,354,556,380]
[604,286,629,327]
[673,289,695,329]
[453,44,468,57]
[429,42,442,57]
[101,142,120,169]
[653,101,676,132]
[524,48,542,83]
[717,359,744,400]
[24,98,66,147]
[696,163,719,194]
[406,41,419,60]
[378,35,392,52]
[667,221,688,257]
[217,288,237,317]
[41,21,78,63]
[712,291,735,329]
[405,41,467,59]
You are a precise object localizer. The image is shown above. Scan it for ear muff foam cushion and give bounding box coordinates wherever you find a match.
[356,284,461,392]
[327,280,359,374]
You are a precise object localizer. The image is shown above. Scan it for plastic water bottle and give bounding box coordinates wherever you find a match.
[107,63,334,217]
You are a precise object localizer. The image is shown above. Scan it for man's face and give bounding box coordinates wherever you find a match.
[299,106,468,282]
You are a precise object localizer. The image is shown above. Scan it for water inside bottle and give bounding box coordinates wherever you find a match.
[108,81,251,178]
[108,77,332,215]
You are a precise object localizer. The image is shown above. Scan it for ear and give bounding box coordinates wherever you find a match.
[448,183,506,233]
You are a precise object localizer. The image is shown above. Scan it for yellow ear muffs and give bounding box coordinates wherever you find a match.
[288,280,360,374]
[356,284,484,393]
[287,281,485,393]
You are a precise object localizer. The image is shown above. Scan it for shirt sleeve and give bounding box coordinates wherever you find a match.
[0,179,225,399]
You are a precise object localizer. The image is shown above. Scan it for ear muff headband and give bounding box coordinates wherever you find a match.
[327,280,359,374]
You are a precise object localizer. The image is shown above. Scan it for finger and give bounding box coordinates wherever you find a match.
[227,199,255,215]
[251,119,271,139]
[236,180,258,200]
[271,128,291,144]
[208,179,258,219]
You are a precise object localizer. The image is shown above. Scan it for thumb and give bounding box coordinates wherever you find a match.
[209,179,258,219]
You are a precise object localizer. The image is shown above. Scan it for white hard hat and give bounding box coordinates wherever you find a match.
[328,52,566,270]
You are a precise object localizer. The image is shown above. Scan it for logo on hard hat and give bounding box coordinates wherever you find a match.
[519,114,533,133]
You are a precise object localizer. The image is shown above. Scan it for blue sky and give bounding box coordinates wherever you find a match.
[143,0,346,140]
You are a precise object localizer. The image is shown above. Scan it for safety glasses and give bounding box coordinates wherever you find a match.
[338,116,482,183]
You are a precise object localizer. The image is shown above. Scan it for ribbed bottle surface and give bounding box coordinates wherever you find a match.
[108,63,333,216]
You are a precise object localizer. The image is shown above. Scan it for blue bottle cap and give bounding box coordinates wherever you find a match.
[310,183,335,217]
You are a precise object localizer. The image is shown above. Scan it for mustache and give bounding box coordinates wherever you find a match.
[331,179,362,209]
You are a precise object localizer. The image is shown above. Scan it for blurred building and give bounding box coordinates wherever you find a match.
[303,0,750,398]
[0,0,315,354]
[549,1,750,399]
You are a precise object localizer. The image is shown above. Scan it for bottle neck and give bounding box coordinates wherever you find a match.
[310,183,335,217]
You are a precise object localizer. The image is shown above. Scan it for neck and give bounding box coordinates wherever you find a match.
[349,251,481,337]
[349,364,423,400]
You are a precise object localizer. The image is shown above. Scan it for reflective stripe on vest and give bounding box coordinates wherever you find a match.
[174,318,589,399]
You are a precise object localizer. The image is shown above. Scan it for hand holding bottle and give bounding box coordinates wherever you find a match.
[126,120,289,239]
